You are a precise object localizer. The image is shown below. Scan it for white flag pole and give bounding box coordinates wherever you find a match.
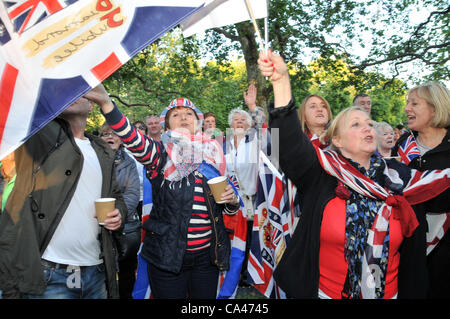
[264,0,269,52]
[244,0,266,54]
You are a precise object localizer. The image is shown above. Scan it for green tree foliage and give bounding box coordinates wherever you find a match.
[199,0,448,101]
[91,30,249,132]
[88,0,446,132]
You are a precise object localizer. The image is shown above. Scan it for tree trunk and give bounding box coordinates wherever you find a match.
[236,22,271,109]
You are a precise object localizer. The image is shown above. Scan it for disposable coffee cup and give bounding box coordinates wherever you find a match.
[207,176,228,204]
[95,198,116,225]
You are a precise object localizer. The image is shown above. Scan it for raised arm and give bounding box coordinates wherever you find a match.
[257,50,323,189]
[84,84,163,173]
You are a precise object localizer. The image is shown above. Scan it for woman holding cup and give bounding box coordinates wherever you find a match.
[87,88,239,299]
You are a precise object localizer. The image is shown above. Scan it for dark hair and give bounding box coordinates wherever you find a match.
[133,120,148,135]
[165,106,199,130]
[203,112,216,120]
[353,93,370,104]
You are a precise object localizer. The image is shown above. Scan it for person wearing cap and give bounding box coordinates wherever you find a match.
[87,84,240,299]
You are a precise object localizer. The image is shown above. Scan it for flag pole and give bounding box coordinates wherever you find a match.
[244,0,266,54]
[264,0,269,52]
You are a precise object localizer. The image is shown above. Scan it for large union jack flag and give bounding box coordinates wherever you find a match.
[247,151,295,298]
[0,0,206,160]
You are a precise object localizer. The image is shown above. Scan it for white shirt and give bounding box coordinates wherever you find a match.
[42,138,103,266]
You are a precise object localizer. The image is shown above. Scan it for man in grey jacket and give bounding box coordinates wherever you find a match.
[0,93,126,299]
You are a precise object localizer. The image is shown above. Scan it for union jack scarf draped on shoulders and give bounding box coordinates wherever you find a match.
[315,147,450,298]
[396,133,450,255]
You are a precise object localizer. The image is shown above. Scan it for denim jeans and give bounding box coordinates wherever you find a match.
[147,248,219,299]
[23,263,107,299]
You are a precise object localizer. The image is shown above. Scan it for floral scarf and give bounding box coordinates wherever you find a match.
[342,156,387,299]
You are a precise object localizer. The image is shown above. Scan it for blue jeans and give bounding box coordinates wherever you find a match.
[147,248,219,299]
[24,263,107,299]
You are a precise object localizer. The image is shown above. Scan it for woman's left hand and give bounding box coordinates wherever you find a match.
[220,184,239,205]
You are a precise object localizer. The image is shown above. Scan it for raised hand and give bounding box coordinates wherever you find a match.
[243,84,258,112]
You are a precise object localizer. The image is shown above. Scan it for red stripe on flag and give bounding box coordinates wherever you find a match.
[373,230,387,246]
[91,53,122,82]
[0,64,19,145]
[271,177,283,210]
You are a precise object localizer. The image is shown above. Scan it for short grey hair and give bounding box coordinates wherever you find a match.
[374,121,393,135]
[228,108,252,127]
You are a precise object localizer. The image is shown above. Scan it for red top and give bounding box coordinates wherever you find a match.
[319,197,403,299]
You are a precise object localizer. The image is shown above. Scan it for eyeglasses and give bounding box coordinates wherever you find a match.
[136,125,146,131]
[100,132,116,137]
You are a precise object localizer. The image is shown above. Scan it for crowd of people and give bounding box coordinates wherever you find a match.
[0,49,449,300]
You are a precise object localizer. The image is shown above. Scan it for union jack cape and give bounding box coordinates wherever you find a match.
[131,165,153,299]
[247,151,295,298]
[315,147,450,298]
[0,0,206,160]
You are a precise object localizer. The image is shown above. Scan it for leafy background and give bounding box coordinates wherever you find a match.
[87,0,449,133]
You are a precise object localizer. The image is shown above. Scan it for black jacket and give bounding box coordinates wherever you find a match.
[392,127,450,298]
[270,99,449,298]
[141,162,231,274]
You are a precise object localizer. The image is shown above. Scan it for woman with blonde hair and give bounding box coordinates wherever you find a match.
[258,50,450,299]
[298,95,332,148]
[392,81,450,298]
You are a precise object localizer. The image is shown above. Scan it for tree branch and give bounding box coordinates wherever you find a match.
[134,75,182,96]
[108,94,149,108]
[355,41,450,70]
[211,27,240,42]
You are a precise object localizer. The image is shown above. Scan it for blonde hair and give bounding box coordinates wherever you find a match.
[298,95,332,134]
[320,106,366,151]
[408,82,450,128]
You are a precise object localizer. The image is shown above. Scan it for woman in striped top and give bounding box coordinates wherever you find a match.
[87,85,240,299]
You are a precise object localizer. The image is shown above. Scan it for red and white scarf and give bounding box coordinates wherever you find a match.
[396,133,450,255]
[315,147,450,298]
[161,129,226,182]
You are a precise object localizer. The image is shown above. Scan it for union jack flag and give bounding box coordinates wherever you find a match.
[397,133,420,165]
[247,151,295,298]
[132,165,153,299]
[0,0,206,160]
[6,0,79,34]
